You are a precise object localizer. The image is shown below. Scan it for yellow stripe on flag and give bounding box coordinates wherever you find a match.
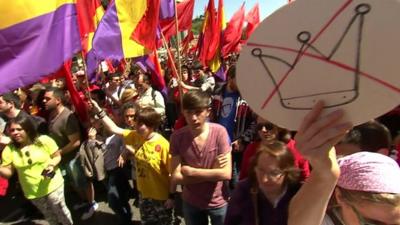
[87,6,105,52]
[209,53,221,73]
[116,0,148,58]
[0,0,75,29]
[95,4,105,22]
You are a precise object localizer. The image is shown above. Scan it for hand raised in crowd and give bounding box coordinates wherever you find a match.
[294,101,352,175]
[88,99,102,113]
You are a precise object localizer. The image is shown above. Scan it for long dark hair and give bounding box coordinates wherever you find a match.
[8,117,38,148]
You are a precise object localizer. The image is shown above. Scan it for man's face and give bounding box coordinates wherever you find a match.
[110,76,121,88]
[43,91,58,111]
[123,108,136,129]
[134,75,149,94]
[0,96,11,113]
[183,108,210,132]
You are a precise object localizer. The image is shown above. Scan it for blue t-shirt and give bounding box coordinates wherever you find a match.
[218,91,240,142]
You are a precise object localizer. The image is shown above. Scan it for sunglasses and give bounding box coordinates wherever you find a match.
[23,151,32,165]
[256,122,275,131]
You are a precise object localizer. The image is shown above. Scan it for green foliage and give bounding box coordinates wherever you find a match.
[191,15,204,35]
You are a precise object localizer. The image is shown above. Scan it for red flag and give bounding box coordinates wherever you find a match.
[160,0,195,42]
[181,31,194,55]
[148,51,166,92]
[245,2,260,40]
[76,0,104,55]
[166,48,179,78]
[221,3,245,57]
[63,61,89,124]
[198,0,219,65]
[105,59,127,74]
[131,0,161,51]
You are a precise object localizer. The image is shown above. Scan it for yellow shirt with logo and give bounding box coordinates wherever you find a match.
[122,130,170,200]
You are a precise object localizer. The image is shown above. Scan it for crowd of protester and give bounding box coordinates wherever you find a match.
[0,54,399,225]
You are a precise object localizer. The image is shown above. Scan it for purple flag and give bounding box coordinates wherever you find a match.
[160,0,175,19]
[0,3,81,94]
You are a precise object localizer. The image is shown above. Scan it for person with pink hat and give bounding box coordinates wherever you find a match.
[287,101,400,225]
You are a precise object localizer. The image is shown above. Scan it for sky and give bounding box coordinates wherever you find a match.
[193,0,289,21]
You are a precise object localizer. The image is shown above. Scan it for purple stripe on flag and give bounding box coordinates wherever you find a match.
[134,55,149,72]
[0,4,81,94]
[92,1,123,59]
[160,0,175,19]
[215,66,226,81]
[86,0,124,81]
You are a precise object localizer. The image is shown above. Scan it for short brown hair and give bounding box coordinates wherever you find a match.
[182,90,211,111]
[135,107,161,130]
[249,141,301,188]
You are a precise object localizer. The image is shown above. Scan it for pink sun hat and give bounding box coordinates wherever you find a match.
[337,151,400,194]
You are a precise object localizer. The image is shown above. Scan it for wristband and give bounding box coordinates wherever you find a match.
[97,110,107,119]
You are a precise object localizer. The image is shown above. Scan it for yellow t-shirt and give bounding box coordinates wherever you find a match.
[1,135,64,199]
[122,129,144,152]
[122,130,171,200]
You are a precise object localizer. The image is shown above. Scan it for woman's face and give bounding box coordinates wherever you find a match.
[182,69,189,81]
[256,121,278,144]
[9,123,28,144]
[255,153,286,195]
[337,191,400,225]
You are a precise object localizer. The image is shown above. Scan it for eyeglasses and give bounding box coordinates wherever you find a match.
[256,122,275,131]
[255,167,284,180]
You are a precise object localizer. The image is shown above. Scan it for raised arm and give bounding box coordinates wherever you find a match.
[89,100,125,136]
[288,101,352,225]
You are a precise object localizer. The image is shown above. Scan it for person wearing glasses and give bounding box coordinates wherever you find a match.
[239,118,310,181]
[288,102,400,225]
[225,141,302,225]
[0,117,72,225]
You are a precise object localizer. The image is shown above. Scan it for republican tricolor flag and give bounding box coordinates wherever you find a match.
[0,0,81,94]
[86,0,150,81]
[76,0,104,55]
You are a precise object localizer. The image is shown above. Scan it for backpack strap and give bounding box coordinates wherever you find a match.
[151,88,157,107]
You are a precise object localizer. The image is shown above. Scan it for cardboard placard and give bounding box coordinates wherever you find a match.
[237,0,400,130]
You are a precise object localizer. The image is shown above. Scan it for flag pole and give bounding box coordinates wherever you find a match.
[79,52,92,100]
[160,31,184,108]
[173,0,183,81]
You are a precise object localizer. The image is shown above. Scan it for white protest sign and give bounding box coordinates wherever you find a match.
[237,0,400,130]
